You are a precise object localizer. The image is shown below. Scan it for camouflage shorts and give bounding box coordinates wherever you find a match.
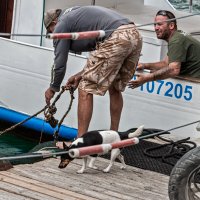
[78,24,142,96]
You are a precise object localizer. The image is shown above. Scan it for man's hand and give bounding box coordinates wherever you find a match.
[136,63,145,71]
[66,75,82,90]
[128,73,153,89]
[45,87,55,105]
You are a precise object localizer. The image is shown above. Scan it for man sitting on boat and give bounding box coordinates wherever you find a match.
[128,10,200,89]
[43,6,142,138]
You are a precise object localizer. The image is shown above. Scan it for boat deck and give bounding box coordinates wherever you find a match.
[0,157,169,200]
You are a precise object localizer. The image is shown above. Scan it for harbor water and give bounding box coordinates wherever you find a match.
[169,0,200,13]
[0,132,37,156]
[0,121,42,157]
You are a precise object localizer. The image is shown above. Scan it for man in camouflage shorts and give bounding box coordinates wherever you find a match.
[44,6,142,138]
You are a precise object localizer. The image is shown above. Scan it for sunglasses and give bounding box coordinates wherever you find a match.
[156,10,177,24]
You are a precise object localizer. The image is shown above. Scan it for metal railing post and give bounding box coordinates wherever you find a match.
[189,0,193,13]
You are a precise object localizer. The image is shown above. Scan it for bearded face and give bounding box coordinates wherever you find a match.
[154,15,172,41]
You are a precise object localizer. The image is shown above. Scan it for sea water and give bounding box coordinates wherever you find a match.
[169,0,200,13]
[0,133,38,157]
[0,121,39,157]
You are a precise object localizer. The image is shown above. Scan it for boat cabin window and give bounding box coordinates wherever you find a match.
[0,0,14,39]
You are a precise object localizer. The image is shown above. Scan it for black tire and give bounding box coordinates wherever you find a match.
[168,146,200,200]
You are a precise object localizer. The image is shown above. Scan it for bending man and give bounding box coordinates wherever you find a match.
[44,6,142,137]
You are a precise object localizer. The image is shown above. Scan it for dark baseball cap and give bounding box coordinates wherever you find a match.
[44,9,62,34]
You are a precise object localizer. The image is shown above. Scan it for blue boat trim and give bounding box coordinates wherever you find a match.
[0,107,78,140]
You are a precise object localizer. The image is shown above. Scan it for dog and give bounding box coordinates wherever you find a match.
[58,125,144,173]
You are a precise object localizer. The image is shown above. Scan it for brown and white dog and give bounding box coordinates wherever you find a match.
[58,125,144,173]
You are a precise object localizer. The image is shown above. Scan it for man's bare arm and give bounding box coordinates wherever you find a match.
[138,56,169,71]
[128,61,181,89]
[152,61,181,80]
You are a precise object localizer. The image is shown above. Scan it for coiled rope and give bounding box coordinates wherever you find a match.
[51,86,75,141]
[143,137,197,166]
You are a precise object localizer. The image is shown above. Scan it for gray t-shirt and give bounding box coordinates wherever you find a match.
[51,6,133,91]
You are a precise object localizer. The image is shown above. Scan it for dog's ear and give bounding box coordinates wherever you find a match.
[63,142,70,150]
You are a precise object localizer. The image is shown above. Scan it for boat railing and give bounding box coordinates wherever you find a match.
[175,75,200,84]
[189,0,193,13]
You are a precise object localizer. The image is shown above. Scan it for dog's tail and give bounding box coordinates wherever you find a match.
[128,125,144,138]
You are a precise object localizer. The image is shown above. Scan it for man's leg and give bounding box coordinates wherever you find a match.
[78,88,93,137]
[56,89,92,148]
[109,86,123,131]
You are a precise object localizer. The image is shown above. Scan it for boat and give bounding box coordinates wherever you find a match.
[0,0,200,141]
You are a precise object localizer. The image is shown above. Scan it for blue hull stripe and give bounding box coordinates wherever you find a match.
[0,107,77,140]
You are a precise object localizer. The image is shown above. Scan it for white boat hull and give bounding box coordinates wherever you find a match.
[0,37,200,140]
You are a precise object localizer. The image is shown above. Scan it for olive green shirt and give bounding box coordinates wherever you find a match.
[168,30,200,78]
